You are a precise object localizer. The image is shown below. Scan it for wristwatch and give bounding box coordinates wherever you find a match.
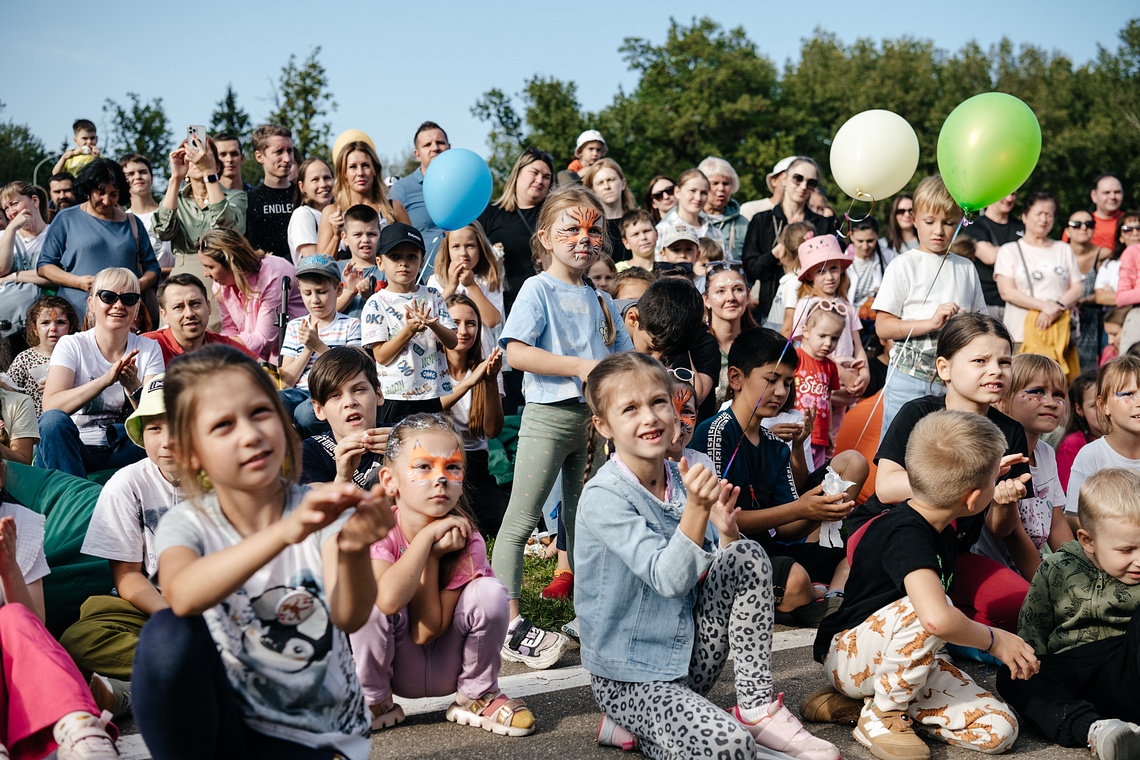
[204,173,220,184]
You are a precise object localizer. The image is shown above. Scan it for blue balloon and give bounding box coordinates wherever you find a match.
[422,149,494,231]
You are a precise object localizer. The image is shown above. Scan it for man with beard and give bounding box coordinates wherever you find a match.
[142,274,254,364]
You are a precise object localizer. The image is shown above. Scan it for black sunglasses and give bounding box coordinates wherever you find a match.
[96,290,142,307]
[789,173,819,190]
[522,146,554,167]
[1066,220,1095,230]
[895,206,915,216]
[1123,225,1140,234]
[651,186,675,201]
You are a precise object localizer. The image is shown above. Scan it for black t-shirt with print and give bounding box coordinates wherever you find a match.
[247,183,295,260]
[814,502,956,662]
[847,394,1032,551]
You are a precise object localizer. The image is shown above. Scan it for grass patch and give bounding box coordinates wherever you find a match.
[488,539,576,632]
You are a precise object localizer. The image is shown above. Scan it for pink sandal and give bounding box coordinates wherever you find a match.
[446,690,535,737]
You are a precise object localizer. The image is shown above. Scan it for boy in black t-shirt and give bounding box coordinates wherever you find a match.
[300,346,389,488]
[691,328,867,624]
[805,411,1037,760]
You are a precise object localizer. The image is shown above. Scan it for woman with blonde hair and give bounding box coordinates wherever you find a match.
[38,267,164,478]
[196,229,305,361]
[580,158,638,262]
[316,141,410,254]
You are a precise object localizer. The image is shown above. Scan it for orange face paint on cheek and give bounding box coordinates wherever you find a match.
[407,442,465,486]
[672,388,696,436]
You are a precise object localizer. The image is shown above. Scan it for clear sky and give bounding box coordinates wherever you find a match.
[3,1,1135,176]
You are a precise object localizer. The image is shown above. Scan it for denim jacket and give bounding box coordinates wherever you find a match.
[575,458,719,682]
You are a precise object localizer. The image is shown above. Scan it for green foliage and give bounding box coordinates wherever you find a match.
[269,47,337,161]
[102,93,173,175]
[210,84,252,145]
[474,16,1140,220]
[0,103,48,184]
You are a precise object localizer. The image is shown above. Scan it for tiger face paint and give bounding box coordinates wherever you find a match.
[672,387,697,449]
[407,441,464,487]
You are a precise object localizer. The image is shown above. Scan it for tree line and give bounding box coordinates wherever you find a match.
[475,17,1140,217]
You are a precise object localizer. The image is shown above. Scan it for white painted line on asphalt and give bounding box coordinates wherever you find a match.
[113,628,816,757]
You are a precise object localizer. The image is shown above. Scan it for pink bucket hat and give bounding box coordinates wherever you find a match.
[797,233,853,283]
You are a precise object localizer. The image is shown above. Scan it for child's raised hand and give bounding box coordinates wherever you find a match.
[333,434,368,481]
[792,407,815,447]
[282,483,363,545]
[709,479,742,544]
[679,458,721,513]
[336,484,395,554]
[997,453,1029,478]
[404,302,427,334]
[298,317,322,352]
[447,257,466,287]
[0,516,18,575]
[930,302,960,329]
[991,628,1040,680]
[992,472,1032,506]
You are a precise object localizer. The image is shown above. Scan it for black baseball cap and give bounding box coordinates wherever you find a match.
[378,222,426,257]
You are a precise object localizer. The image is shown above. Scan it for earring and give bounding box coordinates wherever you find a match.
[197,469,213,491]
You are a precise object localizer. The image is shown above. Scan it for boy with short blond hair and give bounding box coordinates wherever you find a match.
[998,468,1140,757]
[873,175,988,432]
[52,118,100,176]
[808,410,1032,760]
[337,204,384,319]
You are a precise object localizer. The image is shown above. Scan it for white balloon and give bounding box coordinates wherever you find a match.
[829,110,920,201]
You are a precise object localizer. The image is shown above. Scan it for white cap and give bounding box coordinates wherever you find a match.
[575,130,606,152]
[766,156,798,185]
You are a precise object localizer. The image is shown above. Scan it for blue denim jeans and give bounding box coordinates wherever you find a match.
[35,410,144,479]
[278,388,330,438]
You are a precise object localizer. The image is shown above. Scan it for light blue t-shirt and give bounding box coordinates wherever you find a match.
[500,273,633,404]
[38,206,161,322]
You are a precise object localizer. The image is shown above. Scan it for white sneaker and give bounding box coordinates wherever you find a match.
[1089,719,1140,759]
[53,711,118,759]
[500,618,567,670]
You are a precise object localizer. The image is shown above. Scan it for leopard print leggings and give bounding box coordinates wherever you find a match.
[590,540,789,759]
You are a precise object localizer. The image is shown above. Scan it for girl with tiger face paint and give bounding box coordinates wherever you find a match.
[546,206,605,272]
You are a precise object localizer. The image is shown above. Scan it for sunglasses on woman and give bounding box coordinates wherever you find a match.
[1123,225,1140,234]
[789,173,819,190]
[1066,220,1095,230]
[651,186,675,201]
[96,290,142,307]
[895,206,914,216]
[522,146,554,167]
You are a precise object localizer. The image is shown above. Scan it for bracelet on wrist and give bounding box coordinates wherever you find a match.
[985,625,995,653]
[1055,300,1066,310]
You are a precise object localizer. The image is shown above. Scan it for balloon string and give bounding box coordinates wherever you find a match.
[837,196,876,240]
[418,233,445,285]
[851,215,966,450]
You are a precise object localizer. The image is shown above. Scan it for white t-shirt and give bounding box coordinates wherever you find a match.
[50,331,165,446]
[360,286,455,401]
[131,209,175,269]
[425,274,504,358]
[974,439,1065,569]
[82,457,182,581]
[994,239,1083,342]
[448,368,505,452]
[0,503,49,603]
[1095,259,1121,293]
[1066,437,1140,515]
[847,246,898,309]
[281,312,362,390]
[155,486,369,758]
[872,250,987,382]
[765,272,800,330]
[288,206,322,265]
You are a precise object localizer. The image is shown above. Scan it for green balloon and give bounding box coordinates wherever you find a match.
[937,93,1042,212]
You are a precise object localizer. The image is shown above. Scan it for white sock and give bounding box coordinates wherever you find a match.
[737,700,776,724]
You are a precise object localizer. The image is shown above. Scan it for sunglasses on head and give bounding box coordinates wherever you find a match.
[96,290,142,307]
[895,206,914,216]
[1066,220,1095,230]
[705,261,745,276]
[789,173,819,190]
[667,366,696,384]
[651,186,675,201]
[523,146,554,167]
[807,298,850,318]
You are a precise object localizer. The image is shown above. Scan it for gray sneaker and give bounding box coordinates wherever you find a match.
[561,616,580,639]
[89,673,132,720]
[1089,719,1140,759]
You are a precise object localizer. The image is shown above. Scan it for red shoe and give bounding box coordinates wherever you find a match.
[541,570,574,599]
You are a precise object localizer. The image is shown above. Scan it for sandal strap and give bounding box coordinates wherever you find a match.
[467,691,531,726]
[508,619,535,650]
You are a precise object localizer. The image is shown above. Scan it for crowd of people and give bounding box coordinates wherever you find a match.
[0,115,1138,760]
